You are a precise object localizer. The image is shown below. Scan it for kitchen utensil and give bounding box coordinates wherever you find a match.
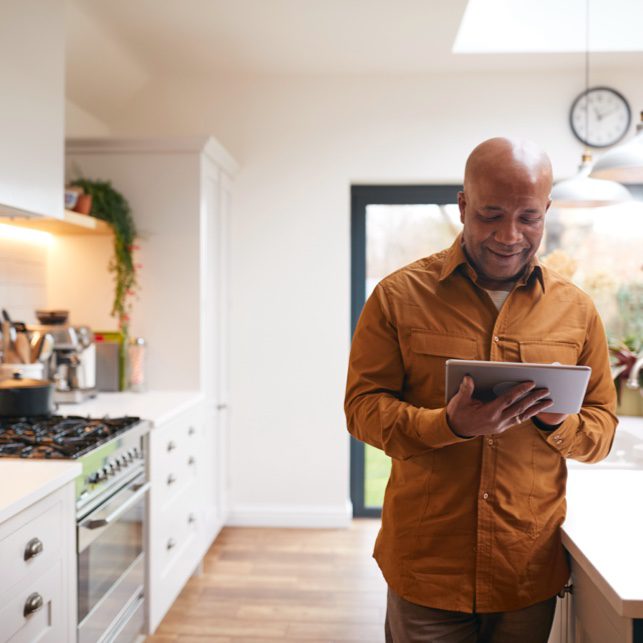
[2,308,27,333]
[38,333,55,363]
[0,363,45,381]
[14,332,31,363]
[1,320,19,364]
[35,309,69,325]
[30,331,42,361]
[0,373,54,417]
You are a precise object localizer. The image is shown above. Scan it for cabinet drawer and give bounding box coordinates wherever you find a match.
[0,496,62,594]
[0,559,64,643]
[150,408,203,508]
[155,479,203,574]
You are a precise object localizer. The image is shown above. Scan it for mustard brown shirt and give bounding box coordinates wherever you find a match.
[344,235,617,613]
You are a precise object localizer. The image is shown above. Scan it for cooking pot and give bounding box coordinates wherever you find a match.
[0,373,55,417]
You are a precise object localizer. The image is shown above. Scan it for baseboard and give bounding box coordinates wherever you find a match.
[226,499,353,528]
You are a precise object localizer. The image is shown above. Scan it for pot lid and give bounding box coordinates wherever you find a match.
[0,373,51,389]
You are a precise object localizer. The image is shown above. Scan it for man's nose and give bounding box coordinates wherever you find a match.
[494,219,522,245]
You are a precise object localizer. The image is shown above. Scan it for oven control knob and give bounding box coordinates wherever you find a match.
[88,472,100,484]
[127,450,134,462]
[102,466,111,479]
[120,455,129,467]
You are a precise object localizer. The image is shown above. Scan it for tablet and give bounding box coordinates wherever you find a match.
[445,359,592,414]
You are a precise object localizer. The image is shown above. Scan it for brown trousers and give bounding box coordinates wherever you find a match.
[385,588,557,643]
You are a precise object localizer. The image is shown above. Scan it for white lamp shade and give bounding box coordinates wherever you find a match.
[590,133,643,183]
[551,160,633,208]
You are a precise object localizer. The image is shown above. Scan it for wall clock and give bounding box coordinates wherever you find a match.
[569,86,631,148]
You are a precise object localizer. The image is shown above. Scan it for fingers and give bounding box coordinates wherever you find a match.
[505,388,553,423]
[459,375,474,399]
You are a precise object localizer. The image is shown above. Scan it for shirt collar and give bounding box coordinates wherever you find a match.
[438,233,546,293]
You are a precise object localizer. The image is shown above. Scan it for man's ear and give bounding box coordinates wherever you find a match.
[545,198,552,213]
[457,191,466,223]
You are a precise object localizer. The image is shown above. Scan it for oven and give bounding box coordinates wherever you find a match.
[0,413,149,642]
[77,471,149,643]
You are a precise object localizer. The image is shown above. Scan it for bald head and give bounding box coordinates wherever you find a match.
[457,137,552,290]
[464,137,553,195]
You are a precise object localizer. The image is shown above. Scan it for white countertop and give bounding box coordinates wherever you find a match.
[0,460,81,524]
[563,415,643,618]
[56,390,204,427]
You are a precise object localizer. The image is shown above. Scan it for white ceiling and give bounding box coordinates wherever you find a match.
[65,0,643,121]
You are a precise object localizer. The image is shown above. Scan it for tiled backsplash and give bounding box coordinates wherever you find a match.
[0,236,48,324]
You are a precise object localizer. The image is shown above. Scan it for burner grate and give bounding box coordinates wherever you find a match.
[0,415,140,459]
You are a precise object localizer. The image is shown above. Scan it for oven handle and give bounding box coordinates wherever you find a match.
[81,482,150,530]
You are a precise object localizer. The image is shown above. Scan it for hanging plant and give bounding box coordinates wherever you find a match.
[69,178,139,336]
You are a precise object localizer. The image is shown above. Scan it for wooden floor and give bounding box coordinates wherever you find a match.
[146,519,386,643]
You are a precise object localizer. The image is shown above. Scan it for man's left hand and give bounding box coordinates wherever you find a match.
[536,411,569,426]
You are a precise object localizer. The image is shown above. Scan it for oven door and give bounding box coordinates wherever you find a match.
[77,471,149,643]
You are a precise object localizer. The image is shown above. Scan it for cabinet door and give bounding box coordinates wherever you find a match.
[0,0,64,218]
[571,561,631,643]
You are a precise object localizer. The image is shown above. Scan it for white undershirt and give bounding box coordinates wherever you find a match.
[485,289,511,311]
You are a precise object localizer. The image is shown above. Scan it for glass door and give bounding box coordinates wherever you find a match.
[350,185,462,517]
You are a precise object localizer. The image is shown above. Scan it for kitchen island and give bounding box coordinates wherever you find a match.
[550,415,643,642]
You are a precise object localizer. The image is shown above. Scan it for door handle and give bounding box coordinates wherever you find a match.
[82,482,150,530]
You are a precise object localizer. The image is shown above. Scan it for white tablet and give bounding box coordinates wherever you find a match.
[445,359,592,414]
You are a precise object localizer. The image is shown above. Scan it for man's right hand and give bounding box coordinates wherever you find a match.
[446,375,553,438]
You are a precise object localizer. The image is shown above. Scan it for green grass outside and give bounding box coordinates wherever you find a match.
[364,444,392,508]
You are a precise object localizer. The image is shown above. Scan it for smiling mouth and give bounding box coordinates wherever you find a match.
[487,248,522,258]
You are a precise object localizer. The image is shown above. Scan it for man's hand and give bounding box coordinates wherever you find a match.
[446,375,553,438]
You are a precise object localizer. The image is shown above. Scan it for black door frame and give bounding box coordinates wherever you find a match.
[350,185,463,518]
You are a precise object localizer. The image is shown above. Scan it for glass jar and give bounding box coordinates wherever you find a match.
[127,337,146,392]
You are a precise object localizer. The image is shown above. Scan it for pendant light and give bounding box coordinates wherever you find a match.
[590,111,643,183]
[551,0,632,208]
[551,151,632,207]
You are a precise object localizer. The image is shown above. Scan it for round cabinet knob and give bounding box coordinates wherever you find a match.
[188,456,196,466]
[167,441,177,452]
[167,473,177,486]
[24,538,44,561]
[167,538,176,551]
[188,513,196,524]
[188,426,196,436]
[23,592,44,617]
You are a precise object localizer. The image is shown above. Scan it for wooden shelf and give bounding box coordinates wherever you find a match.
[4,209,113,236]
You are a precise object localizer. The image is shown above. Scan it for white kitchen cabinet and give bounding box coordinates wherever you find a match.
[0,483,76,643]
[0,0,64,219]
[147,402,206,633]
[63,136,237,633]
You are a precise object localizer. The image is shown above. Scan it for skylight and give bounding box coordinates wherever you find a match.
[453,0,643,53]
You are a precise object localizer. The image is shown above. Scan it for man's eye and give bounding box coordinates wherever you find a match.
[479,214,500,221]
[521,217,542,224]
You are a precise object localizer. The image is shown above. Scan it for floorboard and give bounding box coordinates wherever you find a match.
[146,518,386,643]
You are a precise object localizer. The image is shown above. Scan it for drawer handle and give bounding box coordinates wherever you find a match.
[557,584,574,598]
[167,538,177,551]
[23,592,44,617]
[188,426,196,436]
[24,537,44,561]
[188,513,197,524]
[188,456,196,466]
[167,440,177,452]
[167,473,177,486]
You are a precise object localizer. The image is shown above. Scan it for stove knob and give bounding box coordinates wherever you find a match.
[88,472,100,484]
[102,466,111,479]
[127,450,135,462]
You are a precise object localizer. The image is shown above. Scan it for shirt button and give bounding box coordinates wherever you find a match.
[483,492,489,500]
[487,438,494,446]
[494,336,500,342]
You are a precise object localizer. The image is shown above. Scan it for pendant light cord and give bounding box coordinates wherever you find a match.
[584,0,590,150]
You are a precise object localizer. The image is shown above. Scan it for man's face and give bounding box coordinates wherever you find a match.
[457,172,550,290]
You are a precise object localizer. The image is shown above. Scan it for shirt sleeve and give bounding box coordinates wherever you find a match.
[344,283,469,460]
[535,304,618,462]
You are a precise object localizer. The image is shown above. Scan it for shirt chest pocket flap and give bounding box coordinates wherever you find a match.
[410,331,478,359]
[520,341,579,366]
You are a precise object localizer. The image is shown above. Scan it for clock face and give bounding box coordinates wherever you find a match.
[570,87,632,148]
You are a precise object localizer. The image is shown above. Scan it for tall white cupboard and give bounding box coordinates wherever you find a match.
[63,137,238,632]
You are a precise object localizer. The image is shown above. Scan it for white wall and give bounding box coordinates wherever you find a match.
[65,99,111,137]
[71,69,643,526]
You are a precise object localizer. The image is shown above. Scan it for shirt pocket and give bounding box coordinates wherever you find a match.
[406,331,479,406]
[519,340,579,366]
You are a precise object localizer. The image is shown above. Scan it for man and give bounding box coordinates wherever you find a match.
[344,137,617,642]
